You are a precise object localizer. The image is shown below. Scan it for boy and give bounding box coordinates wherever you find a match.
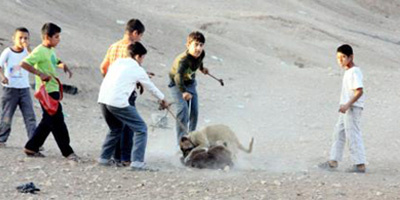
[100,18,145,166]
[0,27,36,147]
[98,42,168,171]
[20,23,78,161]
[169,31,209,146]
[319,44,366,173]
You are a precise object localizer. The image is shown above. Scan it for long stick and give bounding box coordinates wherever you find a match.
[166,107,189,135]
[207,73,224,86]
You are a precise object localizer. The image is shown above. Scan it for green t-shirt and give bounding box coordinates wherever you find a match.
[24,45,60,93]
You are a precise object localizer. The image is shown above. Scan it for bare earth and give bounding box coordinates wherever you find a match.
[0,0,400,199]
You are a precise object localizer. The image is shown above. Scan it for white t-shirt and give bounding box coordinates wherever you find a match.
[340,66,365,108]
[98,58,165,108]
[0,47,30,88]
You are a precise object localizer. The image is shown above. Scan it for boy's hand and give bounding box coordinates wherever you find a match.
[201,67,209,75]
[182,92,192,101]
[136,83,144,94]
[1,77,9,85]
[339,104,350,113]
[147,72,155,78]
[62,64,73,78]
[158,99,169,110]
[39,73,51,82]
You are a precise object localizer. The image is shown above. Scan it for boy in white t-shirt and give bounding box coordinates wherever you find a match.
[319,44,367,173]
[0,27,36,146]
[98,42,169,171]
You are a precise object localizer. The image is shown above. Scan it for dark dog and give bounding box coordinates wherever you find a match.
[181,145,234,169]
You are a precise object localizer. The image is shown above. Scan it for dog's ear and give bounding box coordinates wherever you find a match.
[180,135,189,142]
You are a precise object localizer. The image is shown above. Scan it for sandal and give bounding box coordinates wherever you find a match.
[66,153,81,162]
[345,165,366,173]
[24,149,45,157]
[318,161,337,171]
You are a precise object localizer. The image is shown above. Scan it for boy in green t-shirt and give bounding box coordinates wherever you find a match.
[20,23,78,161]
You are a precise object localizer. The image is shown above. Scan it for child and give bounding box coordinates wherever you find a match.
[20,23,78,161]
[0,27,36,146]
[319,44,366,173]
[100,18,145,166]
[169,31,209,146]
[98,42,168,171]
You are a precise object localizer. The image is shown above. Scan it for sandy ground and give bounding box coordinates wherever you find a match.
[0,0,400,199]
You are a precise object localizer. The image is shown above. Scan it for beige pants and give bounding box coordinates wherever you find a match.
[329,106,366,165]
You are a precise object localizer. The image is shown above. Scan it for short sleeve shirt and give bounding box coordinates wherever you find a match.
[340,66,365,108]
[101,39,130,75]
[0,47,30,88]
[24,45,60,93]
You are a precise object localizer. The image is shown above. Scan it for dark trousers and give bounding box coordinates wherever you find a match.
[25,92,74,157]
[113,91,136,162]
[0,87,36,143]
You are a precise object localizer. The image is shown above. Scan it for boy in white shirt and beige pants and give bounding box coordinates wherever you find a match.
[319,44,367,173]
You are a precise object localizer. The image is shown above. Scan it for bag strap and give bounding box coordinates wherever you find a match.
[39,76,63,101]
[54,77,63,101]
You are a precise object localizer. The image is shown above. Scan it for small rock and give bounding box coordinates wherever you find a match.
[116,20,125,25]
[236,105,245,109]
[273,180,281,186]
[261,180,267,185]
[223,166,230,171]
[376,191,383,196]
[332,183,341,188]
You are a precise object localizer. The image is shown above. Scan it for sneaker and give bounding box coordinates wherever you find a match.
[24,148,45,157]
[318,161,338,171]
[66,153,80,162]
[121,161,131,167]
[345,165,366,173]
[129,165,158,172]
[129,161,158,172]
[98,159,123,167]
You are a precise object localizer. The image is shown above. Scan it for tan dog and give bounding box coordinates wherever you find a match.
[180,124,254,162]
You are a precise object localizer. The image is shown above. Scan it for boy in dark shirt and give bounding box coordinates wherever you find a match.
[169,31,209,147]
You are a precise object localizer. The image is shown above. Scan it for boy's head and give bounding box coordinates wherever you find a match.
[128,42,147,65]
[41,23,62,47]
[12,27,30,50]
[336,44,354,68]
[186,31,205,58]
[125,19,145,42]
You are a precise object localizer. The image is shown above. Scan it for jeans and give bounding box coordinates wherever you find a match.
[169,81,198,145]
[99,103,147,163]
[113,91,136,162]
[0,87,36,142]
[25,92,74,157]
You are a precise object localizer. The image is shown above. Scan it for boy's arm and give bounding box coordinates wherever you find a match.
[137,69,165,101]
[100,59,110,77]
[57,60,72,78]
[0,67,8,84]
[100,47,112,77]
[20,61,50,81]
[0,50,9,84]
[339,88,363,113]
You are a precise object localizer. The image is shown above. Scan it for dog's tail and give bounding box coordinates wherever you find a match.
[238,137,254,153]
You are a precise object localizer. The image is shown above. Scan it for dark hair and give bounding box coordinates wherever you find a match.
[41,23,61,38]
[187,31,205,44]
[125,19,145,34]
[337,44,353,56]
[128,42,147,58]
[14,27,29,35]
